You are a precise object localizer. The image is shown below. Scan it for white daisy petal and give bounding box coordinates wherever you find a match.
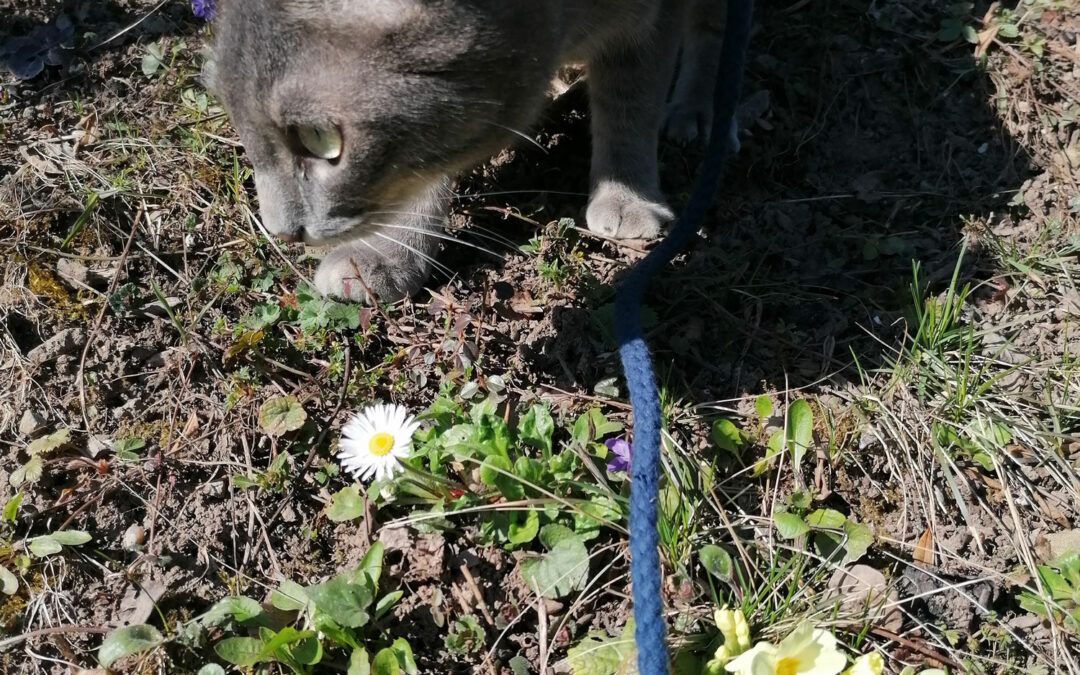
[336,403,418,483]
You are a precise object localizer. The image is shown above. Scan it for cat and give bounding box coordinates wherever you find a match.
[205,0,733,303]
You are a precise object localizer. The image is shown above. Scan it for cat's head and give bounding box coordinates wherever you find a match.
[205,0,561,245]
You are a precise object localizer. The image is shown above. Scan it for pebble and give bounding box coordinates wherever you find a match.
[18,409,46,437]
[122,524,145,551]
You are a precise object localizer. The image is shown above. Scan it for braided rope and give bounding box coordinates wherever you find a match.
[617,2,754,672]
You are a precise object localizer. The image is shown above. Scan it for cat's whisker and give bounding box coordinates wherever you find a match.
[478,120,548,155]
[369,231,457,280]
[449,188,589,200]
[366,211,519,249]
[370,222,506,260]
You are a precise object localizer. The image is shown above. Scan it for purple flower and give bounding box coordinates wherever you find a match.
[191,0,215,20]
[605,438,632,473]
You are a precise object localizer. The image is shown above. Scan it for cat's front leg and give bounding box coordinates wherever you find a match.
[313,185,446,304]
[585,18,683,240]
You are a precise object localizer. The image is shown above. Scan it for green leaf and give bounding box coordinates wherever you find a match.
[699,544,733,582]
[357,541,385,587]
[113,438,146,457]
[371,648,401,675]
[774,511,810,539]
[755,395,773,423]
[375,591,404,620]
[571,409,622,447]
[327,302,361,330]
[3,492,22,522]
[306,574,374,628]
[711,419,745,456]
[0,566,18,595]
[50,530,91,546]
[519,404,555,457]
[255,626,316,662]
[259,395,307,437]
[230,474,259,490]
[99,624,164,668]
[214,637,264,667]
[141,43,164,77]
[197,665,226,675]
[480,455,524,500]
[509,655,531,675]
[348,647,371,675]
[327,486,366,522]
[272,580,310,612]
[567,623,636,675]
[248,302,282,330]
[520,525,589,598]
[806,508,846,529]
[789,489,812,511]
[787,400,813,471]
[390,638,418,674]
[843,520,873,562]
[28,428,70,455]
[998,22,1019,38]
[203,595,267,627]
[28,535,62,557]
[507,509,540,546]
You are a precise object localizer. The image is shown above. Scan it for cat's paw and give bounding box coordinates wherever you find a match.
[585,182,673,239]
[313,241,429,304]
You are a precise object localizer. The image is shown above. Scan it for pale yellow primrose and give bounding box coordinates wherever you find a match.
[705,606,753,673]
[842,653,883,675]
[724,624,847,675]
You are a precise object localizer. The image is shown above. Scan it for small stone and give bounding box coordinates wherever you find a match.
[18,409,46,437]
[87,435,110,459]
[26,328,82,366]
[122,524,145,551]
[1046,529,1080,560]
[56,258,89,286]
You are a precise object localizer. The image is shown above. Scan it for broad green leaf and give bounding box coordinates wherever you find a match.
[10,456,43,488]
[197,665,226,675]
[230,474,259,489]
[272,580,310,612]
[787,399,813,471]
[29,428,70,455]
[572,497,621,542]
[356,541,385,587]
[371,648,401,675]
[313,611,360,650]
[307,574,374,628]
[998,23,1019,38]
[348,647,371,675]
[141,43,164,77]
[327,486,365,522]
[755,395,773,423]
[506,509,540,546]
[203,596,267,627]
[214,637,264,667]
[567,624,635,675]
[390,638,418,674]
[509,655,531,675]
[789,489,812,511]
[28,535,62,557]
[327,302,361,330]
[113,438,146,458]
[520,525,589,598]
[520,404,555,457]
[99,624,164,668]
[806,508,846,529]
[50,530,91,546]
[572,409,622,447]
[699,544,733,582]
[3,492,22,522]
[711,419,745,456]
[480,455,524,500]
[258,395,307,437]
[774,511,810,539]
[292,636,322,665]
[843,520,873,562]
[0,566,18,595]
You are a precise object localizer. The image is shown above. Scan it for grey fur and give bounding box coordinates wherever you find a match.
[206,0,728,302]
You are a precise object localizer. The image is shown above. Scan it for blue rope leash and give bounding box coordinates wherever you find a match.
[617,2,753,672]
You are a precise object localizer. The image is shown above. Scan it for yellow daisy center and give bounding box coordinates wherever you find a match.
[776,657,800,675]
[368,432,395,456]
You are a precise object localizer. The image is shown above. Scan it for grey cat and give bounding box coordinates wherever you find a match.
[205,0,731,302]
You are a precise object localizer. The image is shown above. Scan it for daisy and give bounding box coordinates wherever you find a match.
[337,403,420,482]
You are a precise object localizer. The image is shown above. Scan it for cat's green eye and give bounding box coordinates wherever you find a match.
[295,124,342,160]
